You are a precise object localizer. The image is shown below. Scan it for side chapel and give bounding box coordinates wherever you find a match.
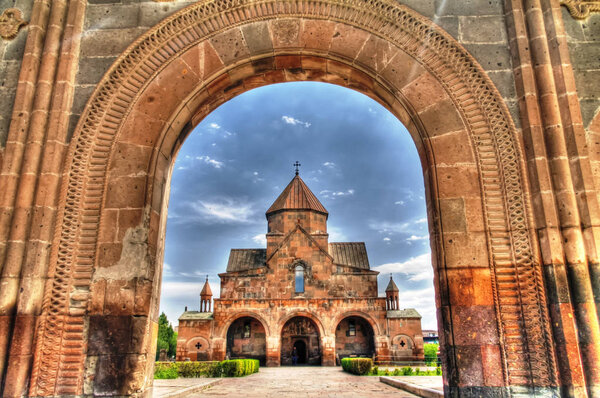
[176,169,424,366]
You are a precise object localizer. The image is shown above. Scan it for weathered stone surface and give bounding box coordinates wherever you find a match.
[0,0,599,396]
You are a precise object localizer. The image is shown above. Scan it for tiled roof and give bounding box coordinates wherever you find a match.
[266,175,328,215]
[179,311,213,321]
[200,278,213,296]
[386,309,421,319]
[226,249,266,272]
[329,242,370,269]
[385,277,399,292]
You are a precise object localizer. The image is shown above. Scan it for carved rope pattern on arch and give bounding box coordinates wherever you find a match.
[30,0,556,395]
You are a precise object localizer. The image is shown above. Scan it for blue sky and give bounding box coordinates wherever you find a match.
[160,82,437,330]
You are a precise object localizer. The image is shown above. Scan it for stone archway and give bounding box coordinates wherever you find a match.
[226,316,267,365]
[334,316,375,364]
[281,316,321,366]
[21,1,558,396]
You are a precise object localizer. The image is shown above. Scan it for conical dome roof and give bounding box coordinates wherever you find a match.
[200,277,213,297]
[266,175,328,216]
[386,276,399,292]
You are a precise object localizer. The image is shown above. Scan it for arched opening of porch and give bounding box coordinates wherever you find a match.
[226,316,267,366]
[281,316,321,366]
[334,316,375,364]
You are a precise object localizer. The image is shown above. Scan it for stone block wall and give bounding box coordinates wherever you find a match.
[562,9,600,128]
[0,0,518,158]
[72,0,197,140]
[0,0,31,149]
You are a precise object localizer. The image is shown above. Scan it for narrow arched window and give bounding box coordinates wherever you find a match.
[295,265,304,293]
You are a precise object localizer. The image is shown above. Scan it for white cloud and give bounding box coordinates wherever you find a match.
[189,198,255,223]
[368,220,412,234]
[328,226,347,242]
[394,200,405,206]
[209,122,221,129]
[282,115,311,128]
[406,235,428,242]
[252,234,267,246]
[383,237,391,242]
[373,252,432,282]
[415,217,427,224]
[320,189,355,199]
[163,263,173,277]
[323,162,336,168]
[253,171,259,176]
[196,155,224,169]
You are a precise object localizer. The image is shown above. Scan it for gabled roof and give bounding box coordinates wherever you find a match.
[179,311,213,321]
[386,309,421,319]
[265,222,333,264]
[266,175,328,216]
[226,249,266,272]
[329,242,370,270]
[386,276,399,292]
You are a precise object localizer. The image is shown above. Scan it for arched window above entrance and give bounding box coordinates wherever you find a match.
[295,265,304,293]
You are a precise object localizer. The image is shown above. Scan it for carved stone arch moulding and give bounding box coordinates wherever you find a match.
[30,0,557,395]
[333,311,381,336]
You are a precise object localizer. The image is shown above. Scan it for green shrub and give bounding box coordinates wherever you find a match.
[177,361,222,378]
[401,366,414,376]
[154,362,178,379]
[341,358,373,375]
[220,359,260,377]
[154,359,259,379]
[436,366,442,375]
[424,343,439,366]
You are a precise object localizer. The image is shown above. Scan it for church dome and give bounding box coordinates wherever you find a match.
[266,175,328,217]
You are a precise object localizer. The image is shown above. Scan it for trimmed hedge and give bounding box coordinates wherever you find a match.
[341,358,373,375]
[154,359,259,379]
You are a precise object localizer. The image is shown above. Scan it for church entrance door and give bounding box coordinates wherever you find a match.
[293,340,307,364]
[281,317,321,365]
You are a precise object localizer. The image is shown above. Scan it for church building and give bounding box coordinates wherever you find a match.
[176,170,424,366]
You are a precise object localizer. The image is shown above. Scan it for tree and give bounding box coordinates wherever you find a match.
[156,312,178,360]
[424,343,439,366]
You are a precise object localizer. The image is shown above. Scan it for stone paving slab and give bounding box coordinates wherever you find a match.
[152,378,222,397]
[380,376,443,398]
[388,376,443,391]
[185,366,419,397]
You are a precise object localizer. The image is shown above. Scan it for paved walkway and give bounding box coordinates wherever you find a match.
[391,376,443,391]
[185,366,420,397]
[152,378,221,397]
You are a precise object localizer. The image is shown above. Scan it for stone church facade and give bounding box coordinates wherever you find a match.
[1,0,600,396]
[176,174,424,366]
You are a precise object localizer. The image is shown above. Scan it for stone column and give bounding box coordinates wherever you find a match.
[266,336,281,366]
[3,1,86,396]
[321,335,335,366]
[0,0,52,391]
[505,0,600,395]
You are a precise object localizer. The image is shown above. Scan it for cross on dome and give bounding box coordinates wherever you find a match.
[293,161,301,175]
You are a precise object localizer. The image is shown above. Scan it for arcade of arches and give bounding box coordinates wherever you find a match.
[0,0,599,397]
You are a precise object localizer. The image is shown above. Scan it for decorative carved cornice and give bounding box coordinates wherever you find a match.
[0,8,27,40]
[561,0,600,19]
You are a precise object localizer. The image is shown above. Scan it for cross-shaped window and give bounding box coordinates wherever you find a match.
[195,342,202,349]
[400,340,406,348]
